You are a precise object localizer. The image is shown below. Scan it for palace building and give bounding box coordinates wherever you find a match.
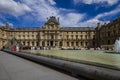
[0,16,120,49]
[95,16,120,50]
[0,16,95,49]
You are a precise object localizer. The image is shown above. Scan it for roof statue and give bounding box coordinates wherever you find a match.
[45,16,59,25]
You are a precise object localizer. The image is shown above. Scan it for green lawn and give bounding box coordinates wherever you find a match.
[22,50,120,68]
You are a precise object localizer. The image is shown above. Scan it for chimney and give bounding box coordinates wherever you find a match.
[97,22,100,27]
[97,22,101,29]
[47,17,48,20]
[6,22,10,28]
[110,20,113,23]
[118,16,120,21]
[58,17,59,22]
[104,22,107,26]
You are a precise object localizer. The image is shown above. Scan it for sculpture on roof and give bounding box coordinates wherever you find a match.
[45,16,59,25]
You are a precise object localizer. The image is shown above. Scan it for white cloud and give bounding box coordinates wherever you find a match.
[0,22,14,27]
[20,0,120,27]
[48,0,56,5]
[95,5,120,19]
[0,0,32,16]
[79,5,120,27]
[21,0,85,27]
[61,4,120,27]
[0,22,4,26]
[22,0,58,21]
[79,19,107,27]
[8,22,14,27]
[60,13,85,27]
[1,0,119,27]
[73,0,119,6]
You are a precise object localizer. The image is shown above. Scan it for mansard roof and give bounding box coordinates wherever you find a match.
[8,27,42,31]
[62,27,95,31]
[1,26,95,31]
[45,16,59,25]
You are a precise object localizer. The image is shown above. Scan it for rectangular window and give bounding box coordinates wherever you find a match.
[2,34,4,37]
[76,42,78,46]
[67,42,69,46]
[81,42,83,46]
[36,35,39,38]
[85,35,87,39]
[71,42,74,46]
[23,42,25,45]
[76,35,78,39]
[85,42,88,46]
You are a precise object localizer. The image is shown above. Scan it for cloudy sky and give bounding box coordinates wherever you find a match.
[0,0,120,28]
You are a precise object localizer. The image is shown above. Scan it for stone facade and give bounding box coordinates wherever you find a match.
[95,16,120,50]
[0,16,96,49]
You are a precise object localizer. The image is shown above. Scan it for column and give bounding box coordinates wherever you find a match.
[62,41,64,47]
[80,41,83,48]
[57,41,59,47]
[25,41,27,46]
[79,42,80,47]
[83,41,85,47]
[69,42,71,47]
[45,41,47,46]
[40,41,42,46]
[53,41,55,46]
[34,41,36,46]
[74,42,76,47]
[30,41,32,46]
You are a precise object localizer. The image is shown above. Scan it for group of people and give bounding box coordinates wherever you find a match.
[13,45,19,51]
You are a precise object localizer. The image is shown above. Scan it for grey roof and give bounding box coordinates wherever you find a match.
[1,26,95,31]
[46,16,59,24]
[9,27,42,31]
[62,27,95,31]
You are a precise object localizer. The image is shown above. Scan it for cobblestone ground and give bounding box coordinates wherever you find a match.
[22,50,120,67]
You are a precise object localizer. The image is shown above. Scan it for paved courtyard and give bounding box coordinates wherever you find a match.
[0,51,78,80]
[23,50,120,68]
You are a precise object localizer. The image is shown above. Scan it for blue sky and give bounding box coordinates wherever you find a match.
[0,0,120,28]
